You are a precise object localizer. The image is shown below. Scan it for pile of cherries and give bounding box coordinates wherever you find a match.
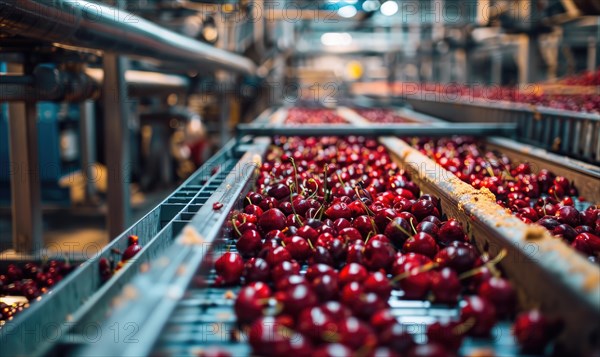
[285,108,347,125]
[98,235,143,282]
[399,77,600,113]
[354,108,411,123]
[0,260,74,325]
[411,137,600,263]
[208,136,559,356]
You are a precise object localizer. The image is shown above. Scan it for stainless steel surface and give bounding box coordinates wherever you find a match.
[0,0,256,75]
[79,100,97,204]
[236,122,518,138]
[70,139,269,357]
[0,142,238,357]
[85,68,189,97]
[6,62,43,253]
[103,54,130,239]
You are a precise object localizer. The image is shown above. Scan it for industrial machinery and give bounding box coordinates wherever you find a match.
[1,1,599,357]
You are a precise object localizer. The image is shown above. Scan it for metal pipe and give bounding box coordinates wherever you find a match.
[0,0,256,75]
[0,67,188,101]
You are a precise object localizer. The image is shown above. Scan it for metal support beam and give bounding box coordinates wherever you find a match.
[6,63,42,253]
[236,122,518,139]
[103,55,130,239]
[79,100,97,204]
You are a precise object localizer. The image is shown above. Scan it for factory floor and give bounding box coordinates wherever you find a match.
[0,187,175,260]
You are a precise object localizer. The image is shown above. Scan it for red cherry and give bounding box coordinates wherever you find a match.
[571,232,600,255]
[214,252,244,285]
[437,219,466,246]
[403,232,439,258]
[379,323,416,354]
[278,284,318,317]
[236,229,262,257]
[248,316,291,356]
[364,271,392,299]
[460,295,497,336]
[265,246,292,267]
[407,342,453,357]
[243,258,270,283]
[271,260,301,282]
[430,267,461,304]
[122,243,142,261]
[363,239,395,271]
[325,202,352,220]
[513,310,551,353]
[296,306,337,344]
[305,264,336,282]
[313,344,353,357]
[434,241,478,273]
[337,317,378,351]
[234,282,271,324]
[478,277,516,317]
[258,208,287,233]
[384,217,412,247]
[311,273,339,301]
[370,309,397,332]
[338,263,368,285]
[427,320,465,352]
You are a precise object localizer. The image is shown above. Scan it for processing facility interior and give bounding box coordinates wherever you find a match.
[1,1,600,356]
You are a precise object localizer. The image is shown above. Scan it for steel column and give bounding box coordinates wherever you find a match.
[103,55,130,238]
[6,63,42,253]
[79,99,97,204]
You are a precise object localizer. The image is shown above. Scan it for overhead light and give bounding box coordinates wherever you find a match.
[338,5,357,18]
[380,1,398,16]
[362,0,380,11]
[321,32,353,46]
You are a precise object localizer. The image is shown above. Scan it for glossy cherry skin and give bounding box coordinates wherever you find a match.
[214,252,244,285]
[325,202,352,220]
[437,219,466,246]
[364,271,393,300]
[403,232,439,259]
[236,229,263,257]
[370,309,397,332]
[313,344,353,357]
[243,257,270,283]
[430,267,461,304]
[478,277,516,317]
[277,283,318,317]
[379,323,416,354]
[305,264,336,282]
[311,273,339,301]
[284,236,313,261]
[426,320,465,352]
[258,208,287,233]
[269,260,300,283]
[248,316,292,356]
[552,224,579,242]
[400,269,432,300]
[434,241,478,273]
[320,301,352,322]
[338,262,368,285]
[337,317,378,351]
[384,217,412,247]
[460,295,497,337]
[571,232,600,255]
[411,199,437,220]
[234,282,271,324]
[363,239,395,271]
[265,246,292,267]
[296,306,338,344]
[555,206,580,227]
[513,310,551,353]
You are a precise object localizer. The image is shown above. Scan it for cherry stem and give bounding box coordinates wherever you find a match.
[245,196,252,205]
[323,164,330,203]
[307,179,319,199]
[390,262,439,283]
[354,186,376,218]
[336,171,347,188]
[231,218,241,236]
[306,238,315,251]
[386,216,413,238]
[458,249,507,280]
[289,157,300,194]
[453,317,476,335]
[409,217,417,234]
[288,183,304,227]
